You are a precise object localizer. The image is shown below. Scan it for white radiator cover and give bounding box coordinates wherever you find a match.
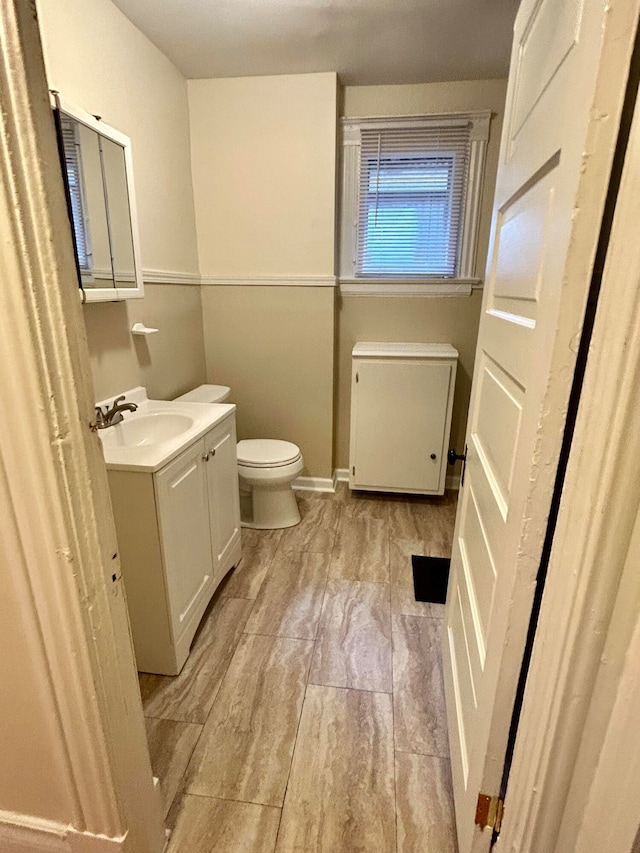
[349,342,458,495]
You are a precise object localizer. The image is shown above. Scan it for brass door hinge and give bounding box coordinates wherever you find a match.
[475,793,504,834]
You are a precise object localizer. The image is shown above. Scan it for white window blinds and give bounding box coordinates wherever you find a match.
[356,120,472,278]
[59,116,91,270]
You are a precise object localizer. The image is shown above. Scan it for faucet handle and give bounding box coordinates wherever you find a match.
[109,394,125,409]
[94,405,108,428]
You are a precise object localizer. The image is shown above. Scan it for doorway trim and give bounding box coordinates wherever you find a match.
[0,2,165,849]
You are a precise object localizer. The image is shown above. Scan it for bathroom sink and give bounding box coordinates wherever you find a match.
[100,412,195,447]
[96,387,236,472]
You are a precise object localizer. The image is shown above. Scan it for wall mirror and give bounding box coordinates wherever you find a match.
[52,94,144,302]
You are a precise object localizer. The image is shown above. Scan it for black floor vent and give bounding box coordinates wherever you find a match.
[411,555,451,604]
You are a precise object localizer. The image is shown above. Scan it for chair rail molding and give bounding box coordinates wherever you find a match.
[142,269,202,285]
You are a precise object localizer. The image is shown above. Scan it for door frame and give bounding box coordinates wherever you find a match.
[0,2,164,850]
[495,28,640,852]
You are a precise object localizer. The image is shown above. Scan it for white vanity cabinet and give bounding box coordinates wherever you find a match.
[108,412,241,675]
[349,343,458,495]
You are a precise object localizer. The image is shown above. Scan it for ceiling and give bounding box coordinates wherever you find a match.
[111,0,518,86]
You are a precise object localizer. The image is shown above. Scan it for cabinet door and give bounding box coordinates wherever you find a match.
[204,419,241,580]
[351,359,453,493]
[155,439,214,643]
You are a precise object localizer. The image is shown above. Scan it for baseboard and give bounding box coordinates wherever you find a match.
[333,469,460,491]
[293,475,336,493]
[0,813,128,852]
[296,470,459,493]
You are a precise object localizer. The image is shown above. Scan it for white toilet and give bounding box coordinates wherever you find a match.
[175,384,303,530]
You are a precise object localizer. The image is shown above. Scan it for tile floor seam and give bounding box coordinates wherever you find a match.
[242,629,321,641]
[272,667,314,852]
[396,749,450,761]
[389,517,399,853]
[307,679,394,695]
[182,634,314,809]
[163,718,208,825]
[178,791,282,810]
[171,598,257,809]
[394,747,452,759]
[143,712,192,725]
[302,683,394,697]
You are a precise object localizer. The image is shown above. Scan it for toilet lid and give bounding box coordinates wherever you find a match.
[237,439,301,468]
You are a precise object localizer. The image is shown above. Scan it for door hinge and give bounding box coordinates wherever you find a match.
[352,466,355,475]
[475,793,504,835]
[356,372,359,383]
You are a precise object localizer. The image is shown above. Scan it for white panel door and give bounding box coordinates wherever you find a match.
[155,439,214,643]
[442,1,640,851]
[205,419,241,581]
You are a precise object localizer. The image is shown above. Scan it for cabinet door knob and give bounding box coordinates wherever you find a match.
[430,453,437,460]
[209,448,216,457]
[202,452,210,461]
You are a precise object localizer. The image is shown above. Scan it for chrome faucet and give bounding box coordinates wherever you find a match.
[95,395,138,429]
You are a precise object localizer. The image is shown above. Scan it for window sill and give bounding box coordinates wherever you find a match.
[339,278,482,297]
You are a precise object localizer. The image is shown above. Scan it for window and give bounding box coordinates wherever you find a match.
[340,113,491,294]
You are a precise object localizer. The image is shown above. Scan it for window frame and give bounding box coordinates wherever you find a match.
[339,111,492,296]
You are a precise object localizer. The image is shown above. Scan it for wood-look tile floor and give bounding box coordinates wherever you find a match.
[140,484,459,853]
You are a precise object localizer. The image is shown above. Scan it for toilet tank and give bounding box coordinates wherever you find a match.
[174,384,231,404]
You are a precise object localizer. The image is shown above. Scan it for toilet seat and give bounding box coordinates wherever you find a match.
[237,439,301,469]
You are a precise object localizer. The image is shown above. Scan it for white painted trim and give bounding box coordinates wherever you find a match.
[293,475,336,493]
[142,269,201,285]
[340,110,493,133]
[200,275,337,287]
[339,112,491,282]
[54,94,144,304]
[0,5,164,850]
[0,814,128,852]
[459,136,487,278]
[339,279,476,297]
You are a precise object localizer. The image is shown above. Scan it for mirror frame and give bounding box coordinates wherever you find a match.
[53,94,144,302]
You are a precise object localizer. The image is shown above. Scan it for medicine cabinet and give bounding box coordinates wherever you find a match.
[52,94,144,302]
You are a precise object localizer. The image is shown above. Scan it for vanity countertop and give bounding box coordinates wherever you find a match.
[97,387,235,473]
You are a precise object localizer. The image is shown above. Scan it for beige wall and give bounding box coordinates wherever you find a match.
[336,80,508,473]
[202,286,335,478]
[84,284,206,401]
[188,73,338,277]
[191,74,338,478]
[38,0,205,401]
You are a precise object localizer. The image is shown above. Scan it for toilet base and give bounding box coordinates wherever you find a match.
[240,483,301,529]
